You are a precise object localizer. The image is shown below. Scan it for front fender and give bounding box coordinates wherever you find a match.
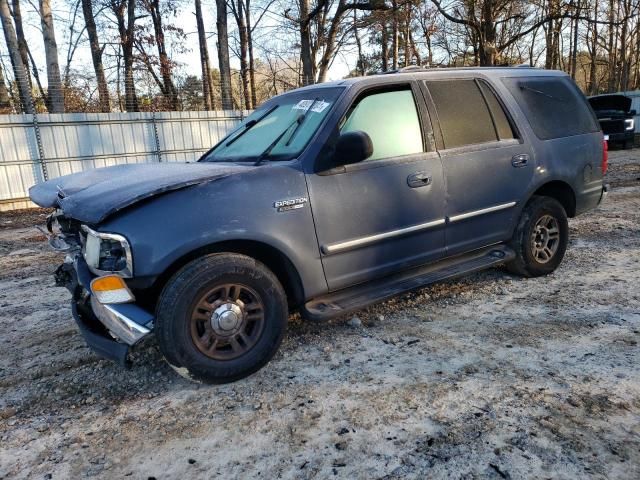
[99,164,328,299]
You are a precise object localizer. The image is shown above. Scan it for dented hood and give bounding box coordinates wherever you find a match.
[29,162,254,224]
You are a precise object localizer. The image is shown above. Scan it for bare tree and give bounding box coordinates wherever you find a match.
[216,0,233,110]
[109,0,138,111]
[430,0,568,66]
[11,0,46,101]
[0,0,33,112]
[11,0,30,86]
[39,0,65,112]
[0,50,11,111]
[82,0,110,112]
[286,0,388,85]
[195,0,214,109]
[230,0,251,109]
[140,0,179,109]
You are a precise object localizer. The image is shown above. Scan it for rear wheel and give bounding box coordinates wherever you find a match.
[507,196,569,277]
[156,253,287,383]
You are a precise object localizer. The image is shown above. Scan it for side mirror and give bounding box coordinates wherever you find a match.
[333,131,373,165]
[630,109,637,116]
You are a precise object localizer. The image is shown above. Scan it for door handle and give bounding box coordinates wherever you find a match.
[407,172,432,188]
[511,154,529,167]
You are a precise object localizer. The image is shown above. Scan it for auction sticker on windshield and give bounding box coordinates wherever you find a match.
[292,100,331,113]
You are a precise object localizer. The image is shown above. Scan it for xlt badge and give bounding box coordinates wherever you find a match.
[274,197,308,212]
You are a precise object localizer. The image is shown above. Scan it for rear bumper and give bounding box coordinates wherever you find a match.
[606,132,634,143]
[57,255,154,365]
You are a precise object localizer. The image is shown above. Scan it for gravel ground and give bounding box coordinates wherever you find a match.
[1,150,639,479]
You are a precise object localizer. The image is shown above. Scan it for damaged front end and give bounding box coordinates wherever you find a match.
[44,211,154,366]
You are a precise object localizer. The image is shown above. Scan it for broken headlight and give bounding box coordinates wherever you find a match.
[81,226,133,278]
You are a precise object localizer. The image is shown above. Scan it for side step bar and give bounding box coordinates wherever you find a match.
[303,245,515,321]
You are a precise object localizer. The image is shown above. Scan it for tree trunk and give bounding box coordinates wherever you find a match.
[12,0,46,103]
[114,0,138,111]
[403,1,410,67]
[479,0,496,66]
[39,0,64,112]
[353,10,364,75]
[148,0,178,109]
[0,56,11,111]
[391,0,398,69]
[216,0,233,109]
[570,2,579,79]
[0,0,32,112]
[607,0,616,92]
[634,8,640,90]
[618,0,631,92]
[81,0,110,112]
[299,0,314,85]
[545,0,561,69]
[588,0,598,94]
[195,0,213,110]
[381,19,388,71]
[409,31,421,66]
[246,0,257,109]
[236,0,251,109]
[11,0,30,88]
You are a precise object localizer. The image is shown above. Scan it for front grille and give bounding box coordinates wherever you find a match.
[599,120,625,134]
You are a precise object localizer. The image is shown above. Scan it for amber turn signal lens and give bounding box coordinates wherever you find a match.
[90,275,134,304]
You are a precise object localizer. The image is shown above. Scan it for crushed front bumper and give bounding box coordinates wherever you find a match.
[56,255,154,366]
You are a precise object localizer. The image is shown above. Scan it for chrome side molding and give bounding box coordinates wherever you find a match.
[448,201,517,223]
[322,218,446,255]
[322,201,517,256]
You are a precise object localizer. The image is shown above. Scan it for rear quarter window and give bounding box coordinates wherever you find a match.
[502,77,599,140]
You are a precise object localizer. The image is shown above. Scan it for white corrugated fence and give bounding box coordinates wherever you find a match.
[0,110,246,211]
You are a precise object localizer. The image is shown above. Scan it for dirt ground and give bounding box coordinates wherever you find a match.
[1,150,639,480]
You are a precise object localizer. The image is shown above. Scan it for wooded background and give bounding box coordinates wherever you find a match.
[1,0,639,115]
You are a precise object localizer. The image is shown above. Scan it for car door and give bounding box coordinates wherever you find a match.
[421,77,535,256]
[305,82,447,291]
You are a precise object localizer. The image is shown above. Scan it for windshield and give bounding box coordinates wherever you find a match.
[200,87,344,162]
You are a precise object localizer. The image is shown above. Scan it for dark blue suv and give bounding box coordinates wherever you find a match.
[30,67,608,383]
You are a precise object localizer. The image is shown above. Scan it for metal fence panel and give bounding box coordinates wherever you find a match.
[0,111,244,211]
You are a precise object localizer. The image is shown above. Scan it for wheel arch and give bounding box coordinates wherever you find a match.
[153,240,306,310]
[529,180,576,217]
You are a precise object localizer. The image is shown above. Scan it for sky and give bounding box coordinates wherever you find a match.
[0,1,355,89]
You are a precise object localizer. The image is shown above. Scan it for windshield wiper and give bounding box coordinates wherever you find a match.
[253,117,302,166]
[254,99,325,166]
[225,104,279,147]
[284,98,320,147]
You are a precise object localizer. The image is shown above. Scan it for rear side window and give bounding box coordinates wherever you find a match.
[341,88,423,161]
[477,80,515,140]
[425,79,514,149]
[502,77,599,140]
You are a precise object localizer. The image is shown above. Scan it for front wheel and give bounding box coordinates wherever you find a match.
[507,196,569,277]
[155,253,288,384]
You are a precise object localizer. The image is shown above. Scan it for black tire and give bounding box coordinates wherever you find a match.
[506,196,569,277]
[155,253,287,384]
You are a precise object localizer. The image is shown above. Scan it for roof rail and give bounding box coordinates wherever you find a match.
[380,65,429,75]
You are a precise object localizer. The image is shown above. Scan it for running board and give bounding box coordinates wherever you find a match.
[303,245,515,321]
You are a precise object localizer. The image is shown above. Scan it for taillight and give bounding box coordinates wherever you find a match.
[602,137,608,174]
